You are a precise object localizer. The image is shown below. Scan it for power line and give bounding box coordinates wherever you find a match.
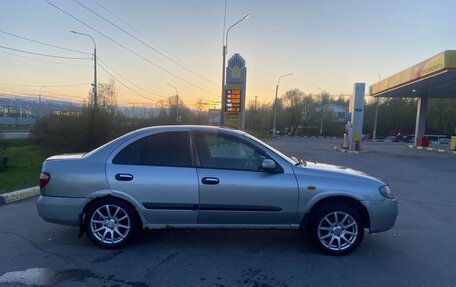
[97,57,164,98]
[97,61,158,103]
[0,54,92,80]
[0,50,92,67]
[44,0,218,96]
[0,91,84,104]
[0,45,92,60]
[91,0,181,63]
[0,30,90,55]
[41,91,86,103]
[74,0,220,87]
[0,82,91,88]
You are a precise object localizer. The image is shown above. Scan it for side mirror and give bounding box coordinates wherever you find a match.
[261,159,276,171]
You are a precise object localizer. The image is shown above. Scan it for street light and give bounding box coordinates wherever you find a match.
[38,85,46,118]
[272,73,293,137]
[70,31,97,108]
[316,87,327,136]
[167,82,179,123]
[220,13,251,127]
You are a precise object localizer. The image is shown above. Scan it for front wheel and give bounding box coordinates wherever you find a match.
[310,203,364,256]
[84,198,138,249]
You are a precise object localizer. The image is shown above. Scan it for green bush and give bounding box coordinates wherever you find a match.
[31,107,129,155]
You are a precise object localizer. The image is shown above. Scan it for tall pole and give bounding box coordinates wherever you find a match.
[220,14,251,127]
[167,82,179,123]
[38,85,46,118]
[373,98,379,140]
[373,74,381,140]
[317,87,325,136]
[221,44,227,126]
[272,73,293,137]
[93,46,97,108]
[70,31,97,107]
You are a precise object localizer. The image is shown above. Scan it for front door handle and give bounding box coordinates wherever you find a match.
[201,177,219,185]
[115,173,134,181]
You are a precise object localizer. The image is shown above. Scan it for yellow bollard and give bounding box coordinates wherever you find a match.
[450,136,456,151]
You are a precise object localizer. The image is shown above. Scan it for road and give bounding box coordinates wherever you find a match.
[0,137,455,287]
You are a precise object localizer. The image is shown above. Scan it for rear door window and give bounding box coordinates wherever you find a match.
[113,131,192,167]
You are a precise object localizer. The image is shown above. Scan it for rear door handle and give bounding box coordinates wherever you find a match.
[201,177,219,185]
[115,173,134,181]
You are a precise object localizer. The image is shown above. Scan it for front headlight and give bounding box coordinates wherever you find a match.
[379,185,395,199]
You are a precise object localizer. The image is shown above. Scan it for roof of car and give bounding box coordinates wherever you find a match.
[133,125,246,135]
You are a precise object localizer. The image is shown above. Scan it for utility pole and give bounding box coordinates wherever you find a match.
[272,73,293,137]
[93,46,97,108]
[317,87,325,136]
[176,93,179,122]
[38,85,46,118]
[167,82,179,123]
[70,31,97,107]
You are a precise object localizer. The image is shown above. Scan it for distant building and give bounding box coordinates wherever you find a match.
[208,109,221,126]
[316,103,349,122]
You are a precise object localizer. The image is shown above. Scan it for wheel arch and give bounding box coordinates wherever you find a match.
[80,191,145,228]
[300,195,370,231]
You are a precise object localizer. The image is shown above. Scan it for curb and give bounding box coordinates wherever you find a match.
[333,147,369,154]
[0,186,39,206]
[408,145,456,155]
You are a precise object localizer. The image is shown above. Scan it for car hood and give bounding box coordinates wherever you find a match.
[295,161,385,185]
[304,162,368,176]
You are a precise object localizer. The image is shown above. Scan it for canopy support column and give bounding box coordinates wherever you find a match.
[414,97,428,147]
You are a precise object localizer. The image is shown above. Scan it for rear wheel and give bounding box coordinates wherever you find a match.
[84,198,138,249]
[310,203,364,256]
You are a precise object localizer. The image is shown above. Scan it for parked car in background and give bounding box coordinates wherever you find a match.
[384,136,399,142]
[438,137,450,144]
[36,126,398,256]
[404,135,415,143]
[425,134,448,143]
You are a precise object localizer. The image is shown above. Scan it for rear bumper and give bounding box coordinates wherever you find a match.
[36,195,88,226]
[362,198,398,233]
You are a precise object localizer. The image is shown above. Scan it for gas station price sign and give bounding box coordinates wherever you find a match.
[225,89,241,112]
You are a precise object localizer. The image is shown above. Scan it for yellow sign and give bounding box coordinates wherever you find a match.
[354,133,360,141]
[370,50,456,96]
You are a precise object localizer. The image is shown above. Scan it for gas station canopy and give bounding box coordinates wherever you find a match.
[369,50,456,148]
[370,50,456,98]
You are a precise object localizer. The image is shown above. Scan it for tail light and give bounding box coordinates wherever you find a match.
[39,172,51,188]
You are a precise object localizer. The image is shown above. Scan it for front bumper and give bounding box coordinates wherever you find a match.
[36,195,88,226]
[362,198,398,233]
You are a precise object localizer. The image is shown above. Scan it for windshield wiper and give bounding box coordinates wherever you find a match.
[291,156,307,166]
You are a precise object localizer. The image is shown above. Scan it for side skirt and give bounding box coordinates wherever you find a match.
[143,223,301,230]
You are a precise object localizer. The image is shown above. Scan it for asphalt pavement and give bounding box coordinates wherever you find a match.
[0,137,455,287]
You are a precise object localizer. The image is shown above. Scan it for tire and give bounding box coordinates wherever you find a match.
[310,202,364,256]
[84,197,139,249]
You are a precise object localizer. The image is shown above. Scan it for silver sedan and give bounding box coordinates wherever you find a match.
[36,125,398,255]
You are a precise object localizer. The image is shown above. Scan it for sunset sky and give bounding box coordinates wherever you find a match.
[1,0,455,109]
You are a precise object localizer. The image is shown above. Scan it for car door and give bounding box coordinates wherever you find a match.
[106,130,199,225]
[193,130,299,226]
